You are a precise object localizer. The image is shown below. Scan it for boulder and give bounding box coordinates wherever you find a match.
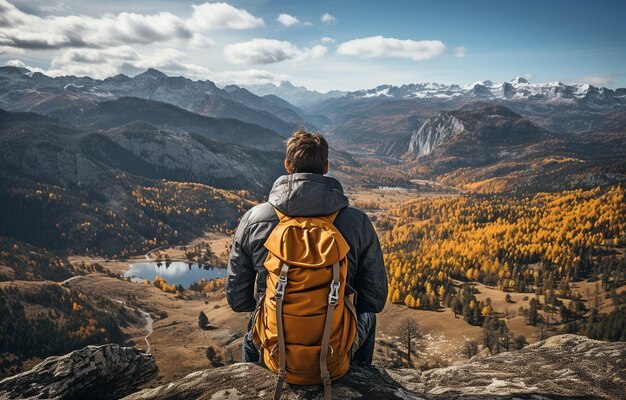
[0,344,157,400]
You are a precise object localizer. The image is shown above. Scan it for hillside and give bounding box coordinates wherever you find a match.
[0,280,142,377]
[405,103,625,191]
[0,109,279,256]
[49,97,286,151]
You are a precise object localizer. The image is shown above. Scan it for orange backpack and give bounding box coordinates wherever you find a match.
[252,208,357,400]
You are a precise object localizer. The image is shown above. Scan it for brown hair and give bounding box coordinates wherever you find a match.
[286,128,328,174]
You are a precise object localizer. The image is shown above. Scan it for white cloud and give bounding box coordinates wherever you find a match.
[24,46,210,79]
[224,39,326,64]
[4,59,46,73]
[454,46,466,58]
[321,13,336,24]
[190,33,215,48]
[277,13,299,27]
[0,1,260,54]
[187,2,264,31]
[321,37,335,44]
[0,1,192,50]
[308,45,328,59]
[211,69,289,85]
[337,36,446,61]
[225,39,299,64]
[578,74,614,86]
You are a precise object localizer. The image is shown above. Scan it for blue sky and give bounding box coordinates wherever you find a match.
[2,0,625,91]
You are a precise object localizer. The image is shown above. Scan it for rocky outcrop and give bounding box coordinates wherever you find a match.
[0,344,157,400]
[2,335,625,399]
[408,112,465,157]
[392,334,626,399]
[124,362,416,400]
[125,335,625,400]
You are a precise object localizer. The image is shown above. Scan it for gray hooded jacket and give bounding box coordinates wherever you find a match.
[226,173,387,314]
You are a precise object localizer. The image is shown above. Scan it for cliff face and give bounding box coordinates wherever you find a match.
[408,112,466,158]
[1,335,624,400]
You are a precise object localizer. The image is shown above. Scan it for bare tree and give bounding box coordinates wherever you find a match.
[461,339,479,359]
[397,317,421,366]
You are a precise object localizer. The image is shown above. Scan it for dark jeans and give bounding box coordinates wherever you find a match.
[242,312,376,364]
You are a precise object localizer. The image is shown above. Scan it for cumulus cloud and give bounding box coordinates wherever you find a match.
[0,1,262,53]
[224,39,326,64]
[578,74,614,86]
[8,46,209,79]
[321,13,336,24]
[337,36,446,61]
[308,45,328,59]
[211,69,289,85]
[277,13,299,27]
[321,37,335,44]
[454,46,466,58]
[187,2,264,31]
[190,33,215,48]
[4,59,46,73]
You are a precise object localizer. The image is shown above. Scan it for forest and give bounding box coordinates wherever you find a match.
[0,283,137,377]
[381,186,626,340]
[0,173,251,258]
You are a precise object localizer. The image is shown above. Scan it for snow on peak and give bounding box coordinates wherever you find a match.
[349,78,620,104]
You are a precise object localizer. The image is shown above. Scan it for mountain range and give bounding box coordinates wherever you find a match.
[0,67,306,135]
[0,66,625,254]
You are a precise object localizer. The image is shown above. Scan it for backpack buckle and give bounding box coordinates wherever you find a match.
[328,282,340,305]
[275,275,288,300]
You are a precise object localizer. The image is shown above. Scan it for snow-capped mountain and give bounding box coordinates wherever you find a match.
[0,67,307,135]
[348,77,626,107]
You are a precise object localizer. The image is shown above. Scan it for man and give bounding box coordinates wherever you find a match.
[226,128,387,364]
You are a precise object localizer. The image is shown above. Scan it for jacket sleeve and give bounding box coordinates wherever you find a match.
[354,215,388,313]
[225,210,257,312]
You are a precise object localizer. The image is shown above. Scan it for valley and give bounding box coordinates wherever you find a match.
[0,66,624,393]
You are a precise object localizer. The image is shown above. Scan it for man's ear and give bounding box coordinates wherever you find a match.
[323,160,329,175]
[284,159,293,173]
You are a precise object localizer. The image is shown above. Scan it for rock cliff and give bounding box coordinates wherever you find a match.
[1,335,624,400]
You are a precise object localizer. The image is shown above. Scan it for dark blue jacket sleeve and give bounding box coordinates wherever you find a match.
[225,210,257,312]
[354,216,388,313]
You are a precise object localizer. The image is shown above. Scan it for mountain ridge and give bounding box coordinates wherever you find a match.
[0,67,305,135]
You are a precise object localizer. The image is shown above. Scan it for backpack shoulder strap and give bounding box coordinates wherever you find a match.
[273,262,289,400]
[319,261,340,400]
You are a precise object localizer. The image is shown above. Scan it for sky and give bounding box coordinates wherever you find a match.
[1,0,625,92]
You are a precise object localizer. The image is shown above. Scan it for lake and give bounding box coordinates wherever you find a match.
[124,261,227,288]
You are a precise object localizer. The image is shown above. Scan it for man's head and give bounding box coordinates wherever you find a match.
[285,128,329,175]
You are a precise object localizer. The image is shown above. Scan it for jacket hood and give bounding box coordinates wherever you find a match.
[268,173,348,217]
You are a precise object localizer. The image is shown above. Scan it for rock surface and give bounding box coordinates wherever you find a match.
[392,334,626,399]
[125,335,625,400]
[1,335,624,399]
[0,344,157,400]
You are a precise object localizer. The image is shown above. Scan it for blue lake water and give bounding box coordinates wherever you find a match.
[124,262,226,288]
